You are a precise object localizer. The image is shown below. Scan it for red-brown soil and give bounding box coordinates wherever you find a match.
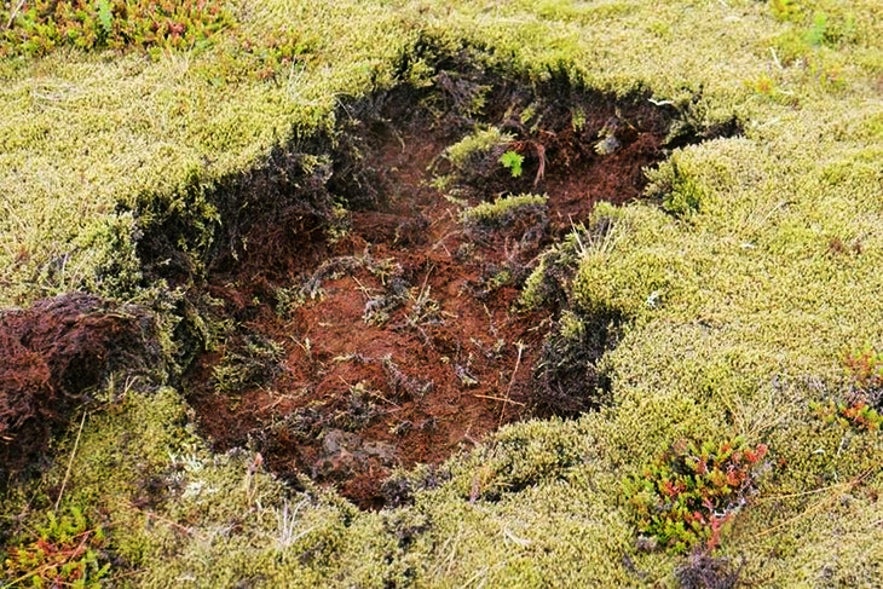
[185,82,675,509]
[0,294,160,483]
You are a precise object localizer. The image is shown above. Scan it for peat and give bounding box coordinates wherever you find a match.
[182,69,705,509]
[0,293,161,484]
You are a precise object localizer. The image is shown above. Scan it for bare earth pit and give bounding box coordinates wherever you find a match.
[182,71,706,509]
[0,68,729,508]
[186,72,700,508]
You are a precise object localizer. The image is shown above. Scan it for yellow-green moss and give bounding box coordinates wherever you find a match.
[2,0,883,586]
[461,193,548,228]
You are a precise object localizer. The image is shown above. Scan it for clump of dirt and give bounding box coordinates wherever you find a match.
[0,293,162,484]
[181,65,735,509]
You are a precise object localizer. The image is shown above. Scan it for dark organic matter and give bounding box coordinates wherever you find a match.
[0,293,162,484]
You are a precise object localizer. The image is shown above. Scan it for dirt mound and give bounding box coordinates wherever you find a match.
[177,66,737,509]
[0,293,161,483]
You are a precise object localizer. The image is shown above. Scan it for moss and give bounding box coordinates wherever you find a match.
[444,126,514,169]
[460,193,548,229]
[1,0,882,585]
[211,334,285,394]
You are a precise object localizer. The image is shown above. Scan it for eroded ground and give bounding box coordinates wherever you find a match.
[0,69,728,508]
[0,294,161,483]
[183,73,687,508]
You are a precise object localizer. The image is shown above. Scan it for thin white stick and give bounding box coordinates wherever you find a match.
[55,409,88,514]
[5,0,26,30]
[499,342,525,427]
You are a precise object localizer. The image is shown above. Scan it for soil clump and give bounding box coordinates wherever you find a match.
[0,293,161,485]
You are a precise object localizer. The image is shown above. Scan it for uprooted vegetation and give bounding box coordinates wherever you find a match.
[0,293,164,485]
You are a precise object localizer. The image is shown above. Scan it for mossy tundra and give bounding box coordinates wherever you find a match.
[2,0,882,587]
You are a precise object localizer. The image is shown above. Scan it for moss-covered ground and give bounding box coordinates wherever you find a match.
[1,0,882,586]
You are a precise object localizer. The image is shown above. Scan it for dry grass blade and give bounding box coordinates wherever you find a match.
[54,409,88,514]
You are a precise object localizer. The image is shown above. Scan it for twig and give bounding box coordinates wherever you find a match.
[430,229,464,254]
[533,143,546,187]
[499,342,525,427]
[125,501,193,536]
[351,275,375,300]
[55,409,88,514]
[416,265,434,305]
[473,394,525,406]
[752,466,878,539]
[5,0,26,31]
[769,47,783,70]
[7,530,94,585]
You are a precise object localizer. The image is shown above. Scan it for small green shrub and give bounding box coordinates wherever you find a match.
[812,399,883,432]
[625,437,770,554]
[2,506,110,588]
[646,158,708,219]
[803,11,829,47]
[811,346,883,432]
[769,2,858,71]
[843,346,883,394]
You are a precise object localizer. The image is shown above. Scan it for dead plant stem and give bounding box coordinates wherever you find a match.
[499,341,525,428]
[125,500,193,536]
[55,409,88,514]
[5,0,26,30]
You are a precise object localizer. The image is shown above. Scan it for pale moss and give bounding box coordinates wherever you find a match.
[1,0,883,586]
[460,193,548,228]
[444,126,513,169]
[520,202,627,310]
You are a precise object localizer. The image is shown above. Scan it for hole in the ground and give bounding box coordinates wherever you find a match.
[172,61,738,509]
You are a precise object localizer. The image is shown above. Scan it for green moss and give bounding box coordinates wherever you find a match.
[211,334,284,394]
[444,126,513,169]
[460,193,548,228]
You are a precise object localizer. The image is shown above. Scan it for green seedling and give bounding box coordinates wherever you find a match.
[499,150,524,178]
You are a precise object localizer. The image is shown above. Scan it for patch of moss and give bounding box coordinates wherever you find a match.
[1,0,882,585]
[445,126,514,169]
[460,193,548,229]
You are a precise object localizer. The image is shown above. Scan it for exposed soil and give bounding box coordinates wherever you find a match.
[0,64,734,508]
[0,63,737,509]
[0,293,161,485]
[182,70,702,509]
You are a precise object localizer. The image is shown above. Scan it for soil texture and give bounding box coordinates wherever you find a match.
[183,71,694,508]
[0,293,160,484]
